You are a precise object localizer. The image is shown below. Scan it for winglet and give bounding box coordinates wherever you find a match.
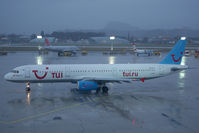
[140,78,145,82]
[159,37,186,64]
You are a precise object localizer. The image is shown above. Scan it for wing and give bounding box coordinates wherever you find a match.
[71,76,156,83]
[72,76,133,83]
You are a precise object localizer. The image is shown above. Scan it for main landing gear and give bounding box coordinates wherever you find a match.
[96,85,109,94]
[26,82,31,92]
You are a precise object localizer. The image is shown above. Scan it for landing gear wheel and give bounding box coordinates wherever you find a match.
[96,87,101,94]
[102,86,108,94]
[26,87,30,92]
[26,82,30,92]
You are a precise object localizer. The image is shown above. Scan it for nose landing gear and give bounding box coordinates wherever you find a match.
[26,82,30,92]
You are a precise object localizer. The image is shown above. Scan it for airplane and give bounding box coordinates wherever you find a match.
[4,37,187,94]
[132,42,154,56]
[42,38,79,56]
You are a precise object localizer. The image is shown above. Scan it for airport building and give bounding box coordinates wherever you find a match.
[90,37,130,45]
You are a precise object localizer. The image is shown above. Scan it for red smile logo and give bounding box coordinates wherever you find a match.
[32,67,48,79]
[171,52,183,62]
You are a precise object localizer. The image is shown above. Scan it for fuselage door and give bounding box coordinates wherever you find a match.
[25,67,30,78]
[65,66,70,78]
[148,66,156,77]
[112,67,118,78]
[159,65,165,76]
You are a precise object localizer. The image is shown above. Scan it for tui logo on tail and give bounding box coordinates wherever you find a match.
[171,52,183,62]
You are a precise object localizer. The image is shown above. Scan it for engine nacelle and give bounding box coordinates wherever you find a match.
[77,81,98,91]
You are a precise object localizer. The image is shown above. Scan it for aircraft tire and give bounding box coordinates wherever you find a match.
[26,87,30,92]
[96,87,101,94]
[102,86,108,94]
[26,82,30,92]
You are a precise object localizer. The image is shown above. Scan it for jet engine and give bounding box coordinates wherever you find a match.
[77,81,98,91]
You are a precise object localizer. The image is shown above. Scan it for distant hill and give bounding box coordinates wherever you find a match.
[60,21,199,38]
[102,22,199,38]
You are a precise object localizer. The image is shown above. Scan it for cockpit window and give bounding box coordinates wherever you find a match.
[11,70,19,73]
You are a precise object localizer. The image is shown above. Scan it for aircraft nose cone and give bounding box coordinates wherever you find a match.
[4,73,10,81]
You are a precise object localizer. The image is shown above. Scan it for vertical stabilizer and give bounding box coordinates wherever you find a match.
[132,42,137,52]
[45,38,50,46]
[159,37,186,64]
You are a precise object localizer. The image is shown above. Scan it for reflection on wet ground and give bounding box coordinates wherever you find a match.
[0,52,199,133]
[5,93,178,123]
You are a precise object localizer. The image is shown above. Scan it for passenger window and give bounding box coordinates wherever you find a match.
[11,70,18,73]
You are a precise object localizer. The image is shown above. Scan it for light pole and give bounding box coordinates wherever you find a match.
[110,36,115,51]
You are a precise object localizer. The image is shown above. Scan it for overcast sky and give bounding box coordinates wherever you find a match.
[0,0,198,34]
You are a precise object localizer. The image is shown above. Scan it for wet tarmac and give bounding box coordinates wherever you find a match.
[0,51,199,133]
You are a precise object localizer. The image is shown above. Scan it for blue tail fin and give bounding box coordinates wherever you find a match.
[159,37,186,64]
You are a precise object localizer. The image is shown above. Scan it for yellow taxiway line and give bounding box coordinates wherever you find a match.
[0,95,108,125]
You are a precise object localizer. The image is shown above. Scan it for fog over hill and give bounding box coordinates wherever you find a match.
[60,21,199,38]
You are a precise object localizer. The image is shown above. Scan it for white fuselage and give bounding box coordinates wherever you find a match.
[135,49,153,54]
[132,44,153,54]
[4,64,187,83]
[43,46,79,53]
